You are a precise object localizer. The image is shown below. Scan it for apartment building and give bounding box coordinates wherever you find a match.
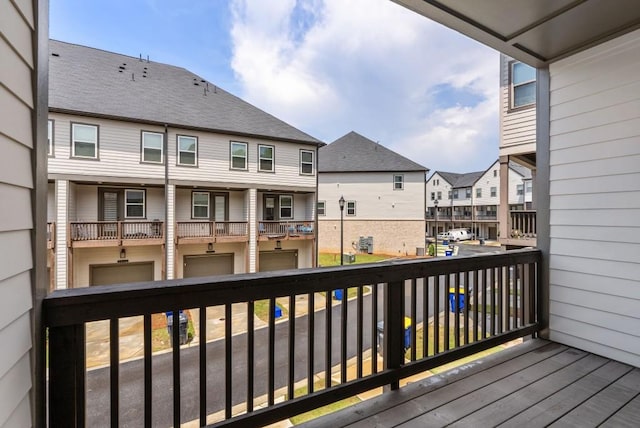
[498,54,537,247]
[426,160,531,240]
[318,131,428,256]
[47,40,322,289]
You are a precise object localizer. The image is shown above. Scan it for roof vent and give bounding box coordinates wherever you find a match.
[51,52,60,57]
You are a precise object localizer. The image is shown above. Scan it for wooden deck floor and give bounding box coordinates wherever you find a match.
[300,339,640,428]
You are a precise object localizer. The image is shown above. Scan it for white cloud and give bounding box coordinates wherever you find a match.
[229,0,499,173]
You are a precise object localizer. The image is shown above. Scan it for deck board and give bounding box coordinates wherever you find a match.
[298,340,640,428]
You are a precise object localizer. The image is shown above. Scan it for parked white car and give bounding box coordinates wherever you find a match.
[440,229,470,242]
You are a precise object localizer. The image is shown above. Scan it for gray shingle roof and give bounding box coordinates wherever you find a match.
[509,161,532,178]
[318,131,428,173]
[48,40,321,145]
[436,170,484,188]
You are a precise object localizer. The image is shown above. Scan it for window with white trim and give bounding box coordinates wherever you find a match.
[393,174,404,190]
[48,120,54,156]
[142,131,163,163]
[346,201,356,216]
[300,150,314,175]
[465,188,472,199]
[279,195,293,219]
[230,141,247,170]
[490,187,497,197]
[178,135,197,166]
[72,123,98,158]
[192,192,210,219]
[258,144,274,172]
[452,189,459,199]
[511,62,536,109]
[317,201,326,216]
[124,189,145,218]
[517,184,524,195]
[476,188,482,198]
[437,191,442,200]
[430,192,435,200]
[526,181,532,193]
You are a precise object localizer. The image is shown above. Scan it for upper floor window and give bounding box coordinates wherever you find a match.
[300,150,314,175]
[230,141,248,170]
[72,123,98,159]
[493,169,497,177]
[258,145,274,172]
[476,188,482,198]
[434,179,439,185]
[48,120,54,156]
[511,62,536,109]
[178,135,197,166]
[141,131,163,163]
[448,191,452,199]
[526,181,533,193]
[279,195,293,219]
[192,191,210,219]
[393,174,404,190]
[517,184,524,195]
[452,189,459,199]
[430,192,435,200]
[346,201,356,216]
[490,187,497,197]
[317,201,326,216]
[465,188,472,199]
[437,191,442,200]
[125,189,145,218]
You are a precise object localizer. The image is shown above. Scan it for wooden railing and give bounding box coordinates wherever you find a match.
[69,221,164,242]
[44,249,541,427]
[176,221,248,239]
[258,220,314,237]
[510,210,537,238]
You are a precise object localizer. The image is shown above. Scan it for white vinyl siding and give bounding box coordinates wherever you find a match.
[500,55,536,155]
[548,29,640,367]
[72,123,98,158]
[48,119,53,156]
[0,1,37,425]
[141,131,163,163]
[177,135,197,166]
[258,144,274,172]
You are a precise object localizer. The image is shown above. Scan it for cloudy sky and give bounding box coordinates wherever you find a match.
[50,0,499,173]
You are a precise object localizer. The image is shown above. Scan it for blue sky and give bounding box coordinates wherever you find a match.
[50,0,499,174]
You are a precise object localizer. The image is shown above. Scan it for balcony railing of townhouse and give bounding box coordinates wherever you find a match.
[47,222,55,249]
[69,221,164,247]
[45,248,541,427]
[474,213,498,221]
[510,210,537,239]
[258,220,315,240]
[176,221,249,244]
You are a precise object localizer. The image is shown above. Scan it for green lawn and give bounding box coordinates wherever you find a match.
[254,299,288,323]
[289,379,361,425]
[318,253,390,267]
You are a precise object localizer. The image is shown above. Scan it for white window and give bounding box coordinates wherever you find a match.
[493,170,497,177]
[258,145,274,172]
[72,123,98,158]
[48,120,54,156]
[448,191,452,199]
[393,174,404,190]
[453,189,459,199]
[230,142,247,170]
[125,189,145,218]
[317,201,326,216]
[279,195,293,219]
[192,192,210,219]
[142,131,163,163]
[490,187,497,197]
[476,188,482,198]
[437,191,442,200]
[346,201,356,216]
[526,181,533,193]
[178,135,197,166]
[300,150,314,175]
[517,184,524,195]
[511,62,536,108]
[430,192,435,200]
[465,188,472,199]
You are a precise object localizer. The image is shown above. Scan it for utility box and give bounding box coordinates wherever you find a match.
[366,236,374,254]
[166,311,188,346]
[342,253,355,264]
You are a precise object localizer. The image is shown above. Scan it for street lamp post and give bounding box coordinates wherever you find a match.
[434,199,439,257]
[339,196,345,265]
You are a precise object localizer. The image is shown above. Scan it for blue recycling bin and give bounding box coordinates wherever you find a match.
[376,318,412,356]
[445,250,453,257]
[166,310,188,345]
[448,288,465,313]
[333,289,343,300]
[274,305,283,318]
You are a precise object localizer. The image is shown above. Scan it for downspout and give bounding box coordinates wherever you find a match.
[164,124,169,280]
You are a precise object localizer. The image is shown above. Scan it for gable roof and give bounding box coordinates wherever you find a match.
[318,131,428,173]
[509,161,532,179]
[48,40,321,145]
[436,170,484,188]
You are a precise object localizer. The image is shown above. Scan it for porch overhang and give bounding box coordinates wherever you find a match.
[393,0,640,66]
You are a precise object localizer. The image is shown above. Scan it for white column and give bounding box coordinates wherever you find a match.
[55,179,68,289]
[166,184,175,279]
[248,188,257,273]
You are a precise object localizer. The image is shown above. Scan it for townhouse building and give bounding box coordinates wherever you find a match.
[318,131,428,256]
[47,40,322,289]
[426,160,532,240]
[498,54,537,248]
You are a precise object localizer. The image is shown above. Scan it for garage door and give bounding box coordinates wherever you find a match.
[90,262,154,286]
[183,253,234,278]
[259,250,298,272]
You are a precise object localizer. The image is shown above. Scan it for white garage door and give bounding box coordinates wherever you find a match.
[90,262,154,286]
[183,253,234,278]
[259,250,298,272]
